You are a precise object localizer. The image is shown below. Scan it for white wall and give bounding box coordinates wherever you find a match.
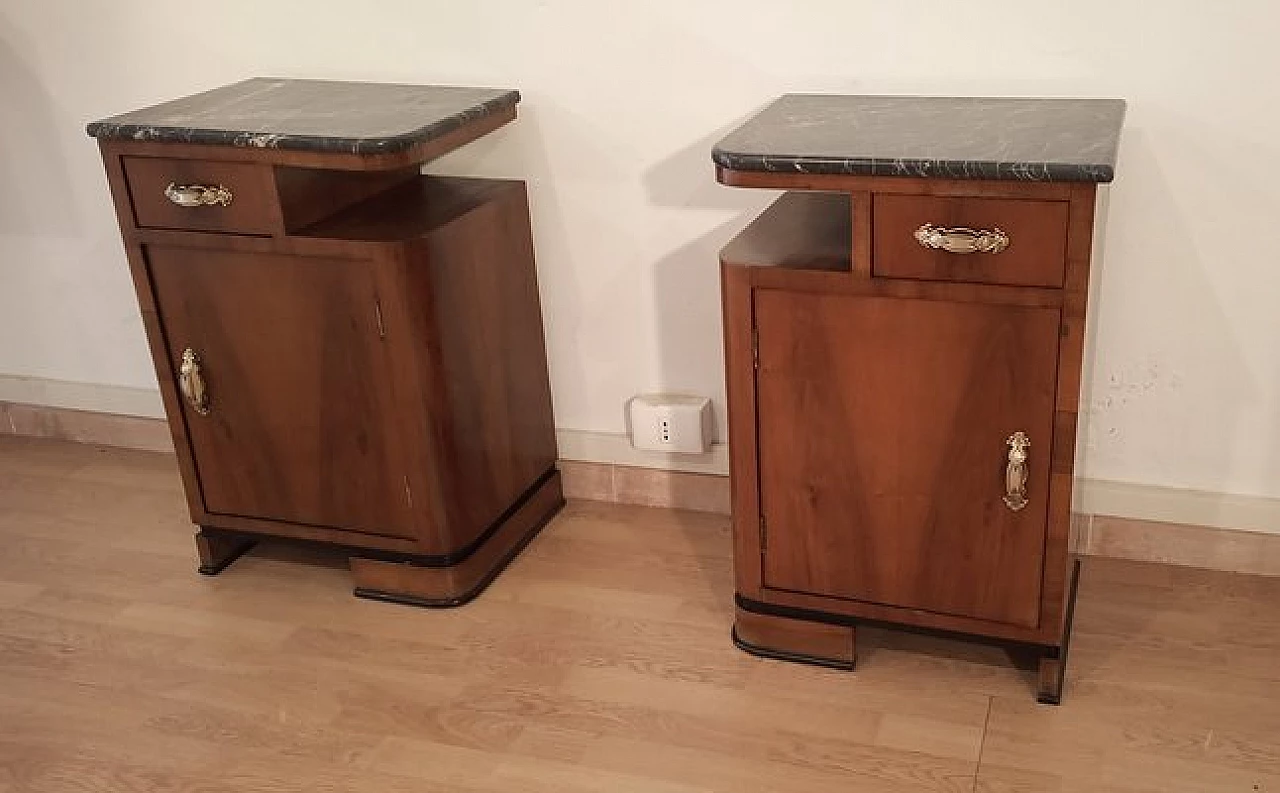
[3,0,1279,510]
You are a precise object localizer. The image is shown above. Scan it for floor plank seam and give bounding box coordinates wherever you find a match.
[971,695,994,792]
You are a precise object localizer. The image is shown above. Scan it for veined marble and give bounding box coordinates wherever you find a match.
[713,95,1126,183]
[87,78,519,155]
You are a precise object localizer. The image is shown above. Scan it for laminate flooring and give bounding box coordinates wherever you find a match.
[1,435,1277,792]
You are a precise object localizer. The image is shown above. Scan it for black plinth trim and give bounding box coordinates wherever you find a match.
[1036,557,1083,706]
[195,532,257,576]
[352,587,469,609]
[203,466,558,570]
[731,626,856,671]
[352,495,565,609]
[734,593,1063,656]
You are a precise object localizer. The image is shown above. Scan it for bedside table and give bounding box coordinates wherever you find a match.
[713,95,1125,703]
[88,78,563,606]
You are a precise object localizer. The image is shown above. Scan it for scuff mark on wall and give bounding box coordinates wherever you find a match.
[1082,355,1185,454]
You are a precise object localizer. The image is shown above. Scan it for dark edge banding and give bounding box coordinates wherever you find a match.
[731,626,856,671]
[351,496,564,609]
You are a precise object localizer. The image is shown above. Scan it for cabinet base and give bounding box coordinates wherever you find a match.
[734,559,1082,704]
[350,469,564,607]
[1035,557,1082,705]
[191,469,564,606]
[195,528,257,575]
[732,606,856,670]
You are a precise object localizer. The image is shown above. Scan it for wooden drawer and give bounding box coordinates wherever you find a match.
[873,194,1069,288]
[123,156,279,235]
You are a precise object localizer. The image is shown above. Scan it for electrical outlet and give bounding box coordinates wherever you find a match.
[627,394,712,454]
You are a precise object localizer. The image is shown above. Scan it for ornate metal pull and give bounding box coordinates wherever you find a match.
[914,223,1009,255]
[164,182,233,208]
[179,348,211,416]
[1003,431,1030,511]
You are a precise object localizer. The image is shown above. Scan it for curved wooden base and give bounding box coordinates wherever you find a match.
[733,605,856,670]
[734,559,1082,704]
[350,470,564,608]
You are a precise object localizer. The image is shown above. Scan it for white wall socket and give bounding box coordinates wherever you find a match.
[627,394,713,454]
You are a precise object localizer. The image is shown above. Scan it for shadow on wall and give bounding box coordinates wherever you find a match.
[514,97,639,434]
[641,125,779,449]
[432,96,597,432]
[0,23,83,236]
[637,106,775,606]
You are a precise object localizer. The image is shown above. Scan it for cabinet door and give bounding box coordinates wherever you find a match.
[147,246,415,538]
[755,290,1059,627]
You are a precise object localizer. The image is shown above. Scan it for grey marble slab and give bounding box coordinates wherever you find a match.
[713,95,1125,182]
[87,78,519,155]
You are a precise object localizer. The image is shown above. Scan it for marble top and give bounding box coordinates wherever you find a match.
[713,95,1125,182]
[86,78,520,155]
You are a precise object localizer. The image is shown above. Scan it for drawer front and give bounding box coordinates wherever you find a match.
[123,157,278,235]
[873,194,1069,288]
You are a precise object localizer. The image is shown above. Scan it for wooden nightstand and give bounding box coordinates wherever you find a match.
[713,95,1125,703]
[88,78,563,606]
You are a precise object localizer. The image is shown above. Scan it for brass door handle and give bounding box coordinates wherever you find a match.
[179,348,211,416]
[914,223,1009,254]
[1003,431,1030,511]
[164,182,233,208]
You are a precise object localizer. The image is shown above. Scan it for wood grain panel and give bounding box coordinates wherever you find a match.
[146,246,415,538]
[398,179,559,555]
[755,290,1060,627]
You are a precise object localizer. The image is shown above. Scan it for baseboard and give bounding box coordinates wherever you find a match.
[2,396,1277,576]
[0,374,164,419]
[559,459,731,515]
[1075,478,1280,539]
[556,427,729,476]
[1083,514,1280,577]
[0,401,173,453]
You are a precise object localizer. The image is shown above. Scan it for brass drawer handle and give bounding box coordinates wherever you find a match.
[1003,431,1030,511]
[179,348,211,416]
[164,182,233,208]
[914,223,1009,254]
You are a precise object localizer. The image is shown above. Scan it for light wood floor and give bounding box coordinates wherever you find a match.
[1,436,1277,792]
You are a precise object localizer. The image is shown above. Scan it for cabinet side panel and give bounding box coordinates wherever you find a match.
[378,246,452,552]
[98,144,208,523]
[721,264,763,597]
[413,181,558,550]
[1039,183,1099,638]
